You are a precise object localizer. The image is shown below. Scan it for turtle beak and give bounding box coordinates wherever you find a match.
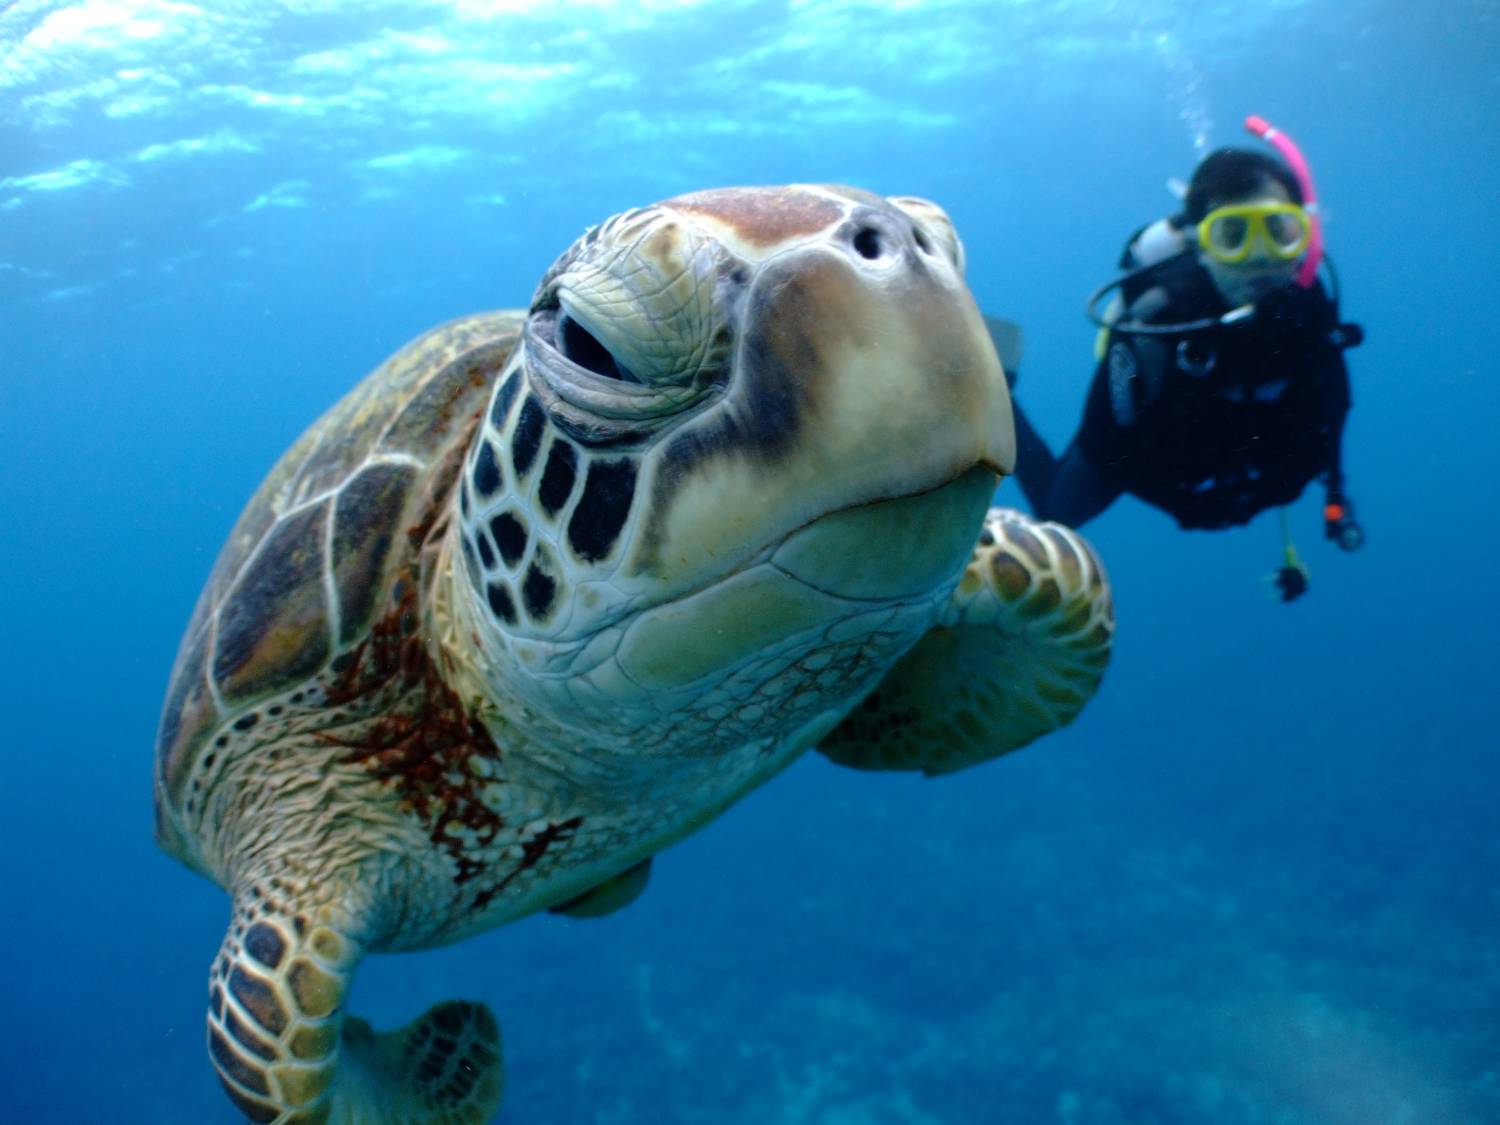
[732,237,1013,496]
[976,321,1017,478]
[789,202,1016,485]
[620,231,1014,589]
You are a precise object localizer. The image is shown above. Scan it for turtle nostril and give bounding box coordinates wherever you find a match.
[911,224,933,255]
[852,226,885,260]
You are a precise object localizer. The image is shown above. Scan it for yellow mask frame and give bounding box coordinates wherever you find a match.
[1197,202,1311,264]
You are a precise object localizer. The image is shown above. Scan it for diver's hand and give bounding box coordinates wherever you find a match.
[1331,518,1364,551]
[1249,284,1318,335]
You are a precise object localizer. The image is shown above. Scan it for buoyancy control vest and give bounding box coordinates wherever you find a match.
[1079,247,1355,530]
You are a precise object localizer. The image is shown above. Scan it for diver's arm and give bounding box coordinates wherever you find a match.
[1323,462,1363,549]
[1010,396,1122,529]
[1322,458,1362,551]
[1321,358,1363,551]
[1044,443,1123,528]
[1010,398,1059,514]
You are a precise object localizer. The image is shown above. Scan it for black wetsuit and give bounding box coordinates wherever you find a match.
[1014,249,1357,532]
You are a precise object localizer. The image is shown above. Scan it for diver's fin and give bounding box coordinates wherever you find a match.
[983,315,1025,384]
[548,857,653,919]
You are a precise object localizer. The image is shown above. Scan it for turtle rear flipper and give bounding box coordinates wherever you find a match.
[337,1002,502,1124]
[817,507,1113,776]
[208,896,503,1124]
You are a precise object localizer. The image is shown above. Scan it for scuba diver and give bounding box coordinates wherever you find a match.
[1008,116,1364,600]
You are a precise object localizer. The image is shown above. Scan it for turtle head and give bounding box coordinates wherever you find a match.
[453,185,1012,752]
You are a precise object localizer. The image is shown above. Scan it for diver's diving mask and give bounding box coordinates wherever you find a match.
[1197,202,1311,264]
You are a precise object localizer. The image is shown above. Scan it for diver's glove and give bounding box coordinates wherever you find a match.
[1324,495,1364,551]
[1252,284,1303,326]
[1329,322,1365,350]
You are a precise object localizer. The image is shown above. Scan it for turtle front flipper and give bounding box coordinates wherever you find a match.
[208,893,503,1124]
[817,507,1114,776]
[547,857,653,919]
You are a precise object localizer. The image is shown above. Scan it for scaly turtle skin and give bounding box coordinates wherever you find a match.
[154,184,1114,1124]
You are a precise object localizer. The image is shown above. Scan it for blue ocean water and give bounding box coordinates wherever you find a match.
[3,1,1498,1121]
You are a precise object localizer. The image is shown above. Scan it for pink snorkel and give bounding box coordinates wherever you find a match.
[1244,114,1322,288]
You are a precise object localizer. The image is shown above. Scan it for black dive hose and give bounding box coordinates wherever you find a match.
[1084,253,1348,338]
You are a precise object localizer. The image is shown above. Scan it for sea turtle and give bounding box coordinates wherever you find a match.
[154,184,1114,1124]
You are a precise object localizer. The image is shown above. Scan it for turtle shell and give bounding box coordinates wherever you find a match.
[153,311,524,864]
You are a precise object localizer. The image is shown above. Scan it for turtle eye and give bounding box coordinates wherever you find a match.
[519,209,730,444]
[556,311,640,384]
